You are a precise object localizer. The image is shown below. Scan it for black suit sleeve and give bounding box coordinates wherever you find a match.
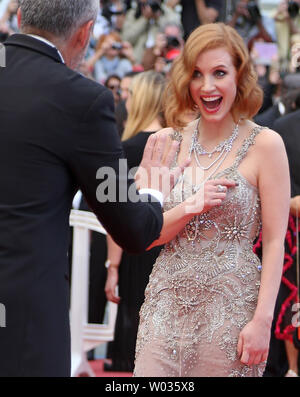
[67,88,162,253]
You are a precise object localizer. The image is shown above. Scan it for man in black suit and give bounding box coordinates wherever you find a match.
[0,0,183,376]
[273,94,300,204]
[263,94,300,377]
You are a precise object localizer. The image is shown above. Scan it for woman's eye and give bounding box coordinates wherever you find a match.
[192,70,202,78]
[215,70,226,78]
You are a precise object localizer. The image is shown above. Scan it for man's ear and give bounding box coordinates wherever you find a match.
[17,8,22,29]
[73,20,94,50]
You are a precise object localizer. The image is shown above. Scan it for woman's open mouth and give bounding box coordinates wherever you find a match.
[200,96,223,113]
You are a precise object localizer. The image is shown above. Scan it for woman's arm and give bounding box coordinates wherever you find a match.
[194,0,219,25]
[104,234,123,304]
[238,129,290,366]
[85,47,105,71]
[290,195,300,217]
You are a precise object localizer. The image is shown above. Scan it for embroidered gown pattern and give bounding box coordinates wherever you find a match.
[134,126,266,377]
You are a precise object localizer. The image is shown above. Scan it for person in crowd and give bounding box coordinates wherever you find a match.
[274,0,300,73]
[92,0,129,41]
[258,91,300,377]
[101,0,127,33]
[0,0,187,377]
[121,0,181,64]
[250,48,281,115]
[142,21,184,71]
[255,73,300,129]
[180,0,223,40]
[104,74,122,105]
[120,70,139,102]
[0,0,18,39]
[114,71,140,137]
[104,71,166,372]
[133,22,290,377]
[227,0,276,48]
[86,30,134,84]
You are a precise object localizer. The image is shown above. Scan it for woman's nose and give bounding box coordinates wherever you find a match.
[202,76,215,92]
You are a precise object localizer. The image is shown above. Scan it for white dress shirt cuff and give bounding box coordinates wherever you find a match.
[139,189,163,207]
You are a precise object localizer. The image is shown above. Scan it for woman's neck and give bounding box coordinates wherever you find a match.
[143,118,163,132]
[198,115,238,147]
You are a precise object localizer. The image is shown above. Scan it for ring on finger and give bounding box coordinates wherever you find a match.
[216,184,226,193]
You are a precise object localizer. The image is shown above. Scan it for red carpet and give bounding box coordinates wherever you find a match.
[90,360,133,377]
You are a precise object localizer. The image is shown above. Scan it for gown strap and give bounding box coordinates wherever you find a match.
[169,129,183,168]
[231,125,265,170]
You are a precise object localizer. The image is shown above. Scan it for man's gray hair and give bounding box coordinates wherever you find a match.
[18,0,99,38]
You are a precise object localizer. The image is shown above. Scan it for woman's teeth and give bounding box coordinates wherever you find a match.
[201,96,222,109]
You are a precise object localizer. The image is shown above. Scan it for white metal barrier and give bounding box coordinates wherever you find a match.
[69,210,117,377]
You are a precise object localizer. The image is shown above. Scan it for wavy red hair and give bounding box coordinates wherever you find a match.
[164,23,263,129]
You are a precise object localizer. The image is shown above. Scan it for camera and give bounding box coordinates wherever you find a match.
[142,0,162,13]
[288,1,300,18]
[111,42,123,50]
[166,36,180,49]
[247,1,261,24]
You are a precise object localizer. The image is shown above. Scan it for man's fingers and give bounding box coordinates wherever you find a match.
[152,132,167,164]
[163,140,179,168]
[171,158,191,186]
[141,133,157,165]
[180,157,192,170]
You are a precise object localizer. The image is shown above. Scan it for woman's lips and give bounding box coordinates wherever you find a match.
[200,96,223,113]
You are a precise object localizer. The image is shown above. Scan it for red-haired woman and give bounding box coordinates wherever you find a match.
[133,23,290,377]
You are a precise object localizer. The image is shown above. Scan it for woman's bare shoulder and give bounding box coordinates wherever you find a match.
[246,120,285,151]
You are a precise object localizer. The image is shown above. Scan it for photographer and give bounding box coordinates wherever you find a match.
[92,1,127,41]
[141,21,184,71]
[180,0,223,40]
[101,0,127,32]
[274,0,300,73]
[0,0,18,40]
[86,31,134,84]
[227,0,275,47]
[121,0,181,65]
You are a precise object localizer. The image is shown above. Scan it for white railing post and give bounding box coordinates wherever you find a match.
[69,210,117,377]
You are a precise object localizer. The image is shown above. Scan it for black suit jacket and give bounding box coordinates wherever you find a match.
[273,109,300,197]
[254,104,281,130]
[0,34,162,376]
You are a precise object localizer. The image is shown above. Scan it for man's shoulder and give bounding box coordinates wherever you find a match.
[273,109,300,130]
[52,64,111,112]
[61,65,107,97]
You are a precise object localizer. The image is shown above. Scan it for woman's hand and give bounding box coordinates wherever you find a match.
[237,318,271,366]
[184,178,238,215]
[120,41,135,63]
[105,267,120,304]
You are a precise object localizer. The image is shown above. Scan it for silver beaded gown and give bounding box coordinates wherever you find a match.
[134,126,266,377]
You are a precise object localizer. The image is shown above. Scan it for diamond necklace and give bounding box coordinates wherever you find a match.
[189,119,239,171]
[183,119,240,242]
